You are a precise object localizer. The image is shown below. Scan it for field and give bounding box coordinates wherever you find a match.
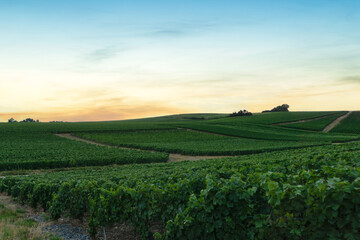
[278,111,348,131]
[0,130,168,171]
[176,122,355,142]
[331,111,360,134]
[2,143,360,239]
[208,111,338,125]
[75,129,325,155]
[1,111,360,239]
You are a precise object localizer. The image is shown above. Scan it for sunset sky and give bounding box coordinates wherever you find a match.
[1,0,360,122]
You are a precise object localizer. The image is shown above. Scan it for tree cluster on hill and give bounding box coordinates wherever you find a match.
[229,109,253,117]
[8,118,39,123]
[8,118,17,123]
[262,104,289,113]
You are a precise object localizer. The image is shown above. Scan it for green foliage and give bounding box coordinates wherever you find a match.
[331,111,360,134]
[0,126,168,171]
[1,111,360,239]
[262,103,290,113]
[0,111,356,171]
[229,109,252,117]
[281,111,348,131]
[209,111,338,125]
[75,129,325,156]
[160,113,229,120]
[0,121,174,134]
[177,123,356,142]
[1,143,360,239]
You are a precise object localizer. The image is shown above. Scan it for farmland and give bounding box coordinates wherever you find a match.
[0,130,168,171]
[208,111,338,125]
[175,122,356,142]
[331,111,360,134]
[75,129,324,156]
[278,111,348,131]
[0,111,360,239]
[3,1,360,240]
[1,142,360,239]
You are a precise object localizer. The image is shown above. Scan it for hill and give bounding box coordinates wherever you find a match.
[0,111,359,239]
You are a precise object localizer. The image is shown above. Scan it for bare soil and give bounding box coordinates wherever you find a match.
[0,193,147,240]
[168,153,230,162]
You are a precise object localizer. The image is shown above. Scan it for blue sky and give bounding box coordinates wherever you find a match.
[0,0,359,121]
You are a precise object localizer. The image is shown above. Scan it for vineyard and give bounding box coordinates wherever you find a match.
[1,143,360,239]
[0,131,168,171]
[75,129,325,156]
[175,122,356,142]
[279,111,348,131]
[0,111,360,239]
[332,111,360,134]
[208,111,338,125]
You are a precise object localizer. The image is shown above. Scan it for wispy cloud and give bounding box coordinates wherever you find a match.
[150,29,185,36]
[339,76,360,84]
[0,99,186,122]
[280,82,352,98]
[145,22,217,38]
[85,46,118,62]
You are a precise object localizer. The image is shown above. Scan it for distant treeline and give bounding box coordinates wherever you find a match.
[229,110,253,117]
[8,118,39,123]
[262,104,289,113]
[230,104,290,118]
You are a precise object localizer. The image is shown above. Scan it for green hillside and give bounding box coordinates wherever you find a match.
[279,111,347,131]
[331,111,360,134]
[1,111,360,239]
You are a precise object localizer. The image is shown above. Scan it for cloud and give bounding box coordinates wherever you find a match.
[0,97,187,122]
[145,22,217,38]
[55,88,116,102]
[151,29,185,36]
[44,103,183,122]
[280,83,351,98]
[85,46,118,62]
[339,76,360,84]
[188,75,260,86]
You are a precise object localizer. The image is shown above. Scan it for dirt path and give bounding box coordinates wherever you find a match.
[322,111,352,133]
[55,133,116,147]
[168,154,230,162]
[55,133,231,163]
[0,193,93,239]
[271,115,330,126]
[0,192,161,240]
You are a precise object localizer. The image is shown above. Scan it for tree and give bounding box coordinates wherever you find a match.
[8,118,17,123]
[262,104,289,113]
[229,109,253,117]
[20,118,37,123]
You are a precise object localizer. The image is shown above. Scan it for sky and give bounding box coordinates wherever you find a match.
[0,0,360,122]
